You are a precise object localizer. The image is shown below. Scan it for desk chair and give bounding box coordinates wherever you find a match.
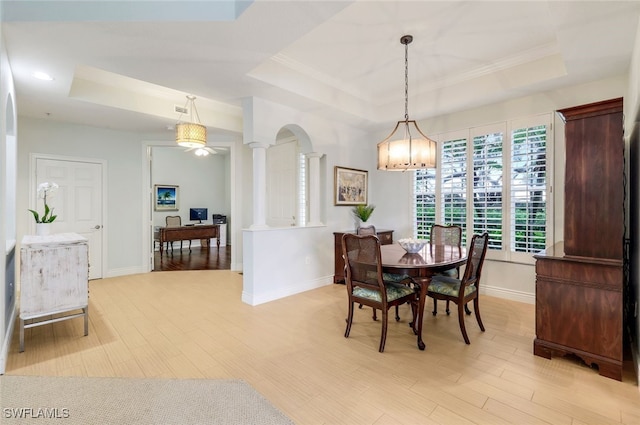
[165,215,182,252]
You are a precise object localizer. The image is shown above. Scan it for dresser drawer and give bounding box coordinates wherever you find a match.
[377,231,393,245]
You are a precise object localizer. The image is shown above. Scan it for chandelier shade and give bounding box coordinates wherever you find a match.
[176,95,206,148]
[377,35,437,171]
[377,120,437,170]
[176,122,207,148]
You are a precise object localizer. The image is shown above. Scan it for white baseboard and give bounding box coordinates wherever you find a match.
[0,303,17,375]
[242,275,333,306]
[104,266,146,278]
[482,285,535,304]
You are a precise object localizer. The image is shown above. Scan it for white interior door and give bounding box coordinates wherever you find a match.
[35,157,103,279]
[266,140,297,227]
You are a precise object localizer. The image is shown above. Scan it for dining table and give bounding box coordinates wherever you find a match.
[380,243,467,350]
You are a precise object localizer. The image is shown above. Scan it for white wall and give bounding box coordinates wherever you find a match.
[243,226,331,304]
[151,146,230,228]
[16,117,156,277]
[0,21,18,374]
[241,97,370,304]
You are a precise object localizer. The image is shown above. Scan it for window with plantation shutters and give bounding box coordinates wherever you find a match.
[412,114,551,264]
[472,131,503,250]
[510,124,547,254]
[413,168,436,239]
[441,137,468,244]
[298,152,306,227]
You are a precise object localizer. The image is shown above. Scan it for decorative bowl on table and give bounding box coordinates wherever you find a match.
[399,253,425,265]
[398,238,427,254]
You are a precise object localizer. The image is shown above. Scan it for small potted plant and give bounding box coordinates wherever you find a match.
[352,204,375,225]
[28,182,58,235]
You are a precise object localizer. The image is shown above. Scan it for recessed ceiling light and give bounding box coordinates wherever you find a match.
[33,71,54,81]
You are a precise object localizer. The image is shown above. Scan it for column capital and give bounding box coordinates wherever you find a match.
[306,152,324,159]
[249,142,270,150]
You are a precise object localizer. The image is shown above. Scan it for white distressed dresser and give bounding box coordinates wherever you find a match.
[19,233,89,352]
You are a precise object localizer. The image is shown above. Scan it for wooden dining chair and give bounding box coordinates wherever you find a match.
[342,233,418,352]
[355,225,378,314]
[426,232,489,344]
[429,224,464,315]
[355,224,410,321]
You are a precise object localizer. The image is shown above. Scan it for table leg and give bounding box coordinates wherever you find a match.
[415,277,430,351]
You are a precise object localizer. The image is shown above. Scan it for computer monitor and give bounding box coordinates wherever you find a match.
[189,208,208,224]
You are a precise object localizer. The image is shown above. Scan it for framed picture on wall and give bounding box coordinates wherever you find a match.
[154,185,179,211]
[334,166,368,206]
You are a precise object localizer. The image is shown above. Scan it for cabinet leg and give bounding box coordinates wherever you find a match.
[533,340,552,359]
[598,363,622,381]
[83,306,89,337]
[19,318,25,353]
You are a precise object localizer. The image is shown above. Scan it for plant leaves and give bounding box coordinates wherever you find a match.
[28,209,41,223]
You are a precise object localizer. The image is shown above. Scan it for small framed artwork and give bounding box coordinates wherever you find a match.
[334,166,368,206]
[154,185,179,211]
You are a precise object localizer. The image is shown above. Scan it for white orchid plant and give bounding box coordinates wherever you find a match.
[29,182,59,223]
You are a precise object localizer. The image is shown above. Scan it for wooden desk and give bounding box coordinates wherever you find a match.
[159,225,220,255]
[380,243,467,351]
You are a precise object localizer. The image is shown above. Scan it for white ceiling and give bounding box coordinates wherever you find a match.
[2,0,639,138]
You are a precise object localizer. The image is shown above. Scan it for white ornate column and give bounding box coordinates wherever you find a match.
[306,152,324,226]
[250,142,270,229]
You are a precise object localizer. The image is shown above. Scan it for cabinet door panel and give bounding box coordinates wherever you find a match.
[536,279,622,360]
[561,100,623,260]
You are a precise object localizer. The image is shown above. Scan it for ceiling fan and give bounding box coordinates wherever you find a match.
[183,145,228,157]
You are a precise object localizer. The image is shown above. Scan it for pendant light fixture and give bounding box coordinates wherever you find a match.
[175,95,207,148]
[377,35,437,171]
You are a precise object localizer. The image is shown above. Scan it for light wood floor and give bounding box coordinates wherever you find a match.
[6,271,640,425]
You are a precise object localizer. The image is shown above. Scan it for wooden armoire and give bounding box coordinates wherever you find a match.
[533,98,624,380]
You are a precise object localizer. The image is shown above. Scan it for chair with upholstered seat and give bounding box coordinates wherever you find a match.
[355,224,409,321]
[355,225,379,316]
[429,224,464,315]
[426,232,489,344]
[165,215,183,252]
[342,233,418,352]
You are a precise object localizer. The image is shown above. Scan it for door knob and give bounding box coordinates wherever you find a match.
[94,225,102,229]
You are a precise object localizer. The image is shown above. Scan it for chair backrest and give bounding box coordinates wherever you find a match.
[460,232,489,288]
[166,216,181,227]
[430,224,462,248]
[342,233,385,296]
[356,225,377,236]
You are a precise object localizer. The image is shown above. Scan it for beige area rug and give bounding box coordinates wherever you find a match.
[0,376,294,425]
